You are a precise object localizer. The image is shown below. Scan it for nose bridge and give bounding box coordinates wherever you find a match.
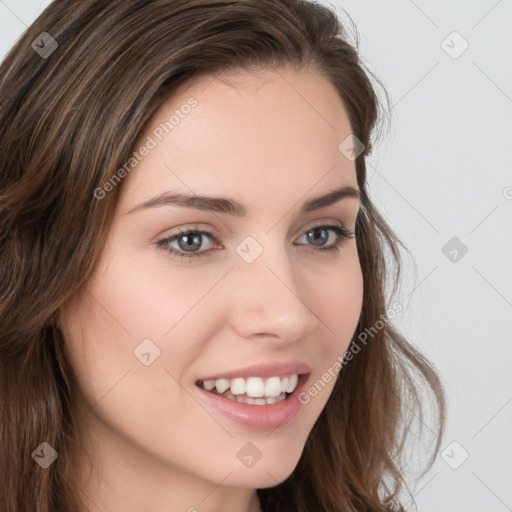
[227,232,317,341]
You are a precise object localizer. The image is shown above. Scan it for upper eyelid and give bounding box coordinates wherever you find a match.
[159,217,352,240]
[158,221,353,248]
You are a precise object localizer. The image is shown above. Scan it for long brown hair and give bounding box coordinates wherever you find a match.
[0,1,445,510]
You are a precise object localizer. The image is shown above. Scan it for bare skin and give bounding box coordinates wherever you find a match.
[59,66,363,512]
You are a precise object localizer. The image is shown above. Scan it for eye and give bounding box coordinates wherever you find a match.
[156,222,355,261]
[295,222,355,255]
[155,225,217,261]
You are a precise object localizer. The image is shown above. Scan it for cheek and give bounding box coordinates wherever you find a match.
[287,253,363,426]
[309,250,364,354]
[63,251,232,427]
[99,254,231,375]
[59,266,204,455]
[103,246,228,336]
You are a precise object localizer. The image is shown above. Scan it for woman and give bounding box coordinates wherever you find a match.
[0,1,445,511]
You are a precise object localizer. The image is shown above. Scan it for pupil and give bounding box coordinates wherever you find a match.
[179,233,201,251]
[308,228,327,246]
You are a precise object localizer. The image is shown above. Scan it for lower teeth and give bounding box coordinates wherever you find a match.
[207,386,288,405]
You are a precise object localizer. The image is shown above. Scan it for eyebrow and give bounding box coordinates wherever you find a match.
[125,185,361,216]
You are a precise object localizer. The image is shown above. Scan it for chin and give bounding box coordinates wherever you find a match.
[226,449,303,489]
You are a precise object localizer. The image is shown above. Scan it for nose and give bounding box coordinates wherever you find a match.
[226,240,319,345]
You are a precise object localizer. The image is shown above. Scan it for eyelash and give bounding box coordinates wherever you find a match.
[155,222,356,262]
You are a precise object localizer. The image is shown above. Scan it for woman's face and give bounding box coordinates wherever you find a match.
[60,66,363,509]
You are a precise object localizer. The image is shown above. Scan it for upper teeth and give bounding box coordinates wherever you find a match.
[201,374,299,397]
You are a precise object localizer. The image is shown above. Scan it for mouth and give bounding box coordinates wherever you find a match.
[195,373,307,406]
[194,370,311,429]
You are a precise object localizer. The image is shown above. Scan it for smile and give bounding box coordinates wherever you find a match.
[196,374,299,405]
[194,373,310,429]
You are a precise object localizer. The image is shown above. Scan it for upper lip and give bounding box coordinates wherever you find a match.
[197,361,311,382]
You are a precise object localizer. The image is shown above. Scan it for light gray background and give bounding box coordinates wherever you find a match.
[1,1,511,511]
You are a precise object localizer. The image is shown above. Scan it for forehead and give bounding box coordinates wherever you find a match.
[119,67,357,211]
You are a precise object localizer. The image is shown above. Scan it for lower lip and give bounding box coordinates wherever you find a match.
[194,374,310,430]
